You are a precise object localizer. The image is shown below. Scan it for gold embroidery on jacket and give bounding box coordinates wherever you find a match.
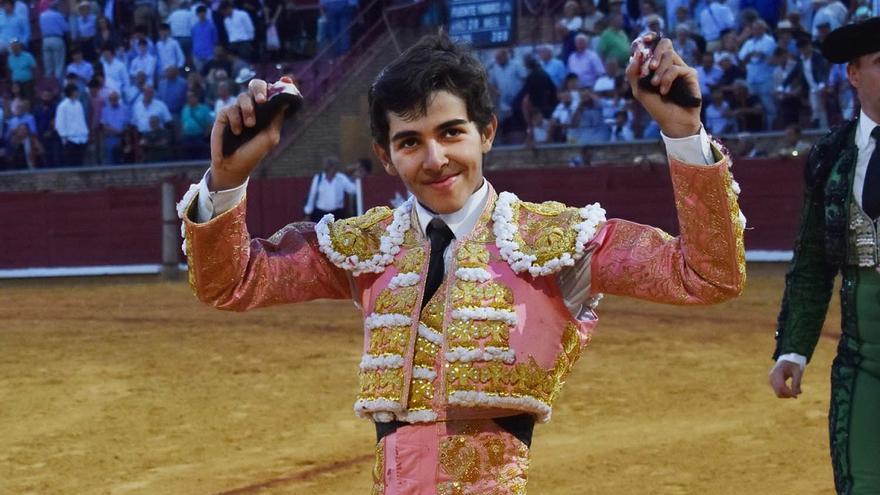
[369,326,410,356]
[328,206,392,260]
[358,368,405,401]
[512,201,581,266]
[457,242,491,268]
[374,287,419,314]
[371,441,385,495]
[407,378,434,411]
[452,280,514,309]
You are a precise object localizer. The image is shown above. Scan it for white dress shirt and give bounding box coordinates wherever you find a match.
[777,110,880,371]
[55,98,89,144]
[192,130,715,318]
[156,37,186,69]
[303,172,358,214]
[224,9,254,43]
[131,98,172,132]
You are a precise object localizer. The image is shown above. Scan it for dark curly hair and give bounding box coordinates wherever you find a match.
[368,34,495,150]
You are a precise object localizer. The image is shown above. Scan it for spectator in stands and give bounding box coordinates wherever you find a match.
[157,64,188,115]
[127,25,157,62]
[704,88,735,134]
[156,23,186,70]
[729,79,765,132]
[66,47,95,87]
[191,5,217,72]
[185,70,206,100]
[5,99,36,139]
[40,0,70,82]
[71,1,98,61]
[784,34,829,128]
[320,0,355,56]
[810,0,846,38]
[580,0,603,33]
[558,0,583,35]
[592,77,624,128]
[7,39,36,100]
[0,0,28,54]
[134,0,159,37]
[597,13,630,68]
[569,88,608,143]
[100,90,128,164]
[234,66,256,89]
[775,19,798,57]
[699,0,735,52]
[697,51,722,96]
[213,80,236,114]
[550,88,577,142]
[55,84,90,166]
[180,90,212,159]
[101,44,129,93]
[716,52,745,91]
[303,156,357,222]
[487,48,526,136]
[774,123,811,158]
[85,78,105,163]
[131,84,171,133]
[201,45,234,79]
[738,20,776,64]
[827,61,854,122]
[526,108,551,146]
[94,16,117,53]
[518,55,558,121]
[237,0,266,60]
[221,1,255,61]
[7,122,44,168]
[609,109,634,142]
[568,33,605,89]
[537,45,566,89]
[125,71,148,105]
[130,39,158,85]
[167,0,195,58]
[140,114,171,161]
[33,89,61,166]
[672,24,699,67]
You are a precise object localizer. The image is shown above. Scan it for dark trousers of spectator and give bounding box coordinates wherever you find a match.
[103,134,122,164]
[309,208,346,223]
[229,41,253,61]
[63,141,87,167]
[175,36,192,62]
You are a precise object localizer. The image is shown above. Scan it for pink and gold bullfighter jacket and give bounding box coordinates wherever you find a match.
[180,151,746,425]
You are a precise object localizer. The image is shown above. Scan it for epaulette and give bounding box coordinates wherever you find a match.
[492,192,606,277]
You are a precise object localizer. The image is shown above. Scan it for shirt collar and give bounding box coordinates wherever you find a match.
[856,109,879,151]
[413,179,489,240]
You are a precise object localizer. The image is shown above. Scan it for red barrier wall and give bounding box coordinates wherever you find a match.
[0,158,805,270]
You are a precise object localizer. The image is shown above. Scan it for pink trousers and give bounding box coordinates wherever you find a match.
[371,418,530,495]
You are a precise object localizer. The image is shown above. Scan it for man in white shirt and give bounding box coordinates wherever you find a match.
[55,84,90,166]
[129,39,157,85]
[166,1,195,57]
[131,84,172,133]
[699,0,735,51]
[303,156,358,222]
[101,44,130,93]
[220,0,254,61]
[156,23,186,70]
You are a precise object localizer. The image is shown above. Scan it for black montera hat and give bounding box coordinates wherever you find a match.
[821,17,880,64]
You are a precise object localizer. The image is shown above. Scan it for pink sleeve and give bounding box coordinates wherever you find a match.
[589,155,746,305]
[182,194,352,311]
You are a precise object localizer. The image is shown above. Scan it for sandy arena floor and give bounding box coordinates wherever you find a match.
[0,263,838,494]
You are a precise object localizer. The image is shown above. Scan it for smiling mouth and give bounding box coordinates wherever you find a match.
[426,173,459,187]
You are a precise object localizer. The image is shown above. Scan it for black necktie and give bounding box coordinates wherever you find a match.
[863,126,880,219]
[422,218,454,309]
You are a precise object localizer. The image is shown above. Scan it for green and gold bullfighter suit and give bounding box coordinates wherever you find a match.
[774,116,880,494]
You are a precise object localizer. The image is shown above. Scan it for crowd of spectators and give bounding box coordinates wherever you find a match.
[0,0,363,169]
[483,0,878,147]
[1,0,878,169]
